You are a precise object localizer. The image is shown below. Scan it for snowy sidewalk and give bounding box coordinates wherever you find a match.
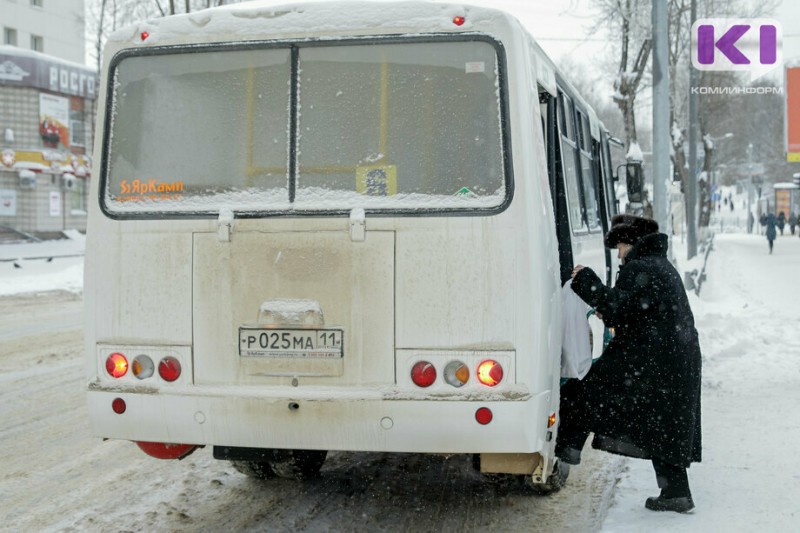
[601,233,800,532]
[0,231,84,295]
[0,229,85,261]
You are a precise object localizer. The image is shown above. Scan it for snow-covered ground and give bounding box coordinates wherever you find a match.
[2,197,799,530]
[0,229,84,296]
[603,199,800,531]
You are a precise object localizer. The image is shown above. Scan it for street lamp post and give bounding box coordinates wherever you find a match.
[708,132,734,188]
[747,143,754,232]
[706,132,733,225]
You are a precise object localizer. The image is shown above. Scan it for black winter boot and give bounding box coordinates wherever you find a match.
[645,494,695,513]
[648,459,694,513]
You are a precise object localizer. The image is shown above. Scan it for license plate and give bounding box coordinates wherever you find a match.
[239,327,343,358]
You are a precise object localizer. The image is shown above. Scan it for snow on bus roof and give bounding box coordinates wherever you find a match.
[108,1,514,45]
[105,0,607,142]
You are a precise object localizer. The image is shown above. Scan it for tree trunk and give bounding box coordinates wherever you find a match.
[671,115,689,198]
[699,133,713,226]
[621,96,638,155]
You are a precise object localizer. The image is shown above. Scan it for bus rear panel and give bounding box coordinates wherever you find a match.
[85,2,611,484]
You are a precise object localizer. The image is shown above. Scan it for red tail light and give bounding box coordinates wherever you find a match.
[158,356,182,382]
[136,441,197,460]
[411,361,436,387]
[475,407,493,425]
[453,16,465,26]
[106,352,128,378]
[477,360,503,386]
[112,398,126,414]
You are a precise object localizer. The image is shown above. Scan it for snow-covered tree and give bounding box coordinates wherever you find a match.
[86,0,245,71]
[590,0,652,159]
[592,0,780,224]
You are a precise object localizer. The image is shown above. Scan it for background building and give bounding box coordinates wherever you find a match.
[1,0,86,64]
[0,0,94,235]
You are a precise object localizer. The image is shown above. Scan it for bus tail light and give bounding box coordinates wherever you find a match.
[411,361,436,387]
[475,407,493,425]
[132,355,155,379]
[453,16,465,26]
[443,360,469,387]
[477,360,503,386]
[158,356,182,382]
[112,398,126,414]
[100,346,190,382]
[136,441,197,460]
[106,352,128,378]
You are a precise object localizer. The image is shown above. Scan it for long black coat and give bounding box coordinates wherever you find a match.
[563,233,702,467]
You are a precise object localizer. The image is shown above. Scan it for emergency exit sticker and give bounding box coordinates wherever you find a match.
[454,187,478,198]
[465,62,485,74]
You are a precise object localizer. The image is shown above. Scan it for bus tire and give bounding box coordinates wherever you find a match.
[266,449,328,480]
[231,460,277,480]
[525,459,570,495]
[231,449,327,480]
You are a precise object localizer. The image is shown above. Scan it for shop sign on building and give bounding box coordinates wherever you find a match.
[787,66,800,161]
[1,149,15,167]
[39,93,70,149]
[0,149,90,174]
[0,190,17,216]
[49,191,61,217]
[0,48,97,99]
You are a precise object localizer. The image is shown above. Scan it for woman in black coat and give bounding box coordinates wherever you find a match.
[555,214,702,514]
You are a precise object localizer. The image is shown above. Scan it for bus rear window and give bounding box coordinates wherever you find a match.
[102,38,509,216]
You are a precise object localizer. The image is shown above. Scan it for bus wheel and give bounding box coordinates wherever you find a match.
[266,449,328,480]
[231,460,277,480]
[525,459,570,495]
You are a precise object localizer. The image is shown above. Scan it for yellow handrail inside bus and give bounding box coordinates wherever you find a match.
[244,55,393,182]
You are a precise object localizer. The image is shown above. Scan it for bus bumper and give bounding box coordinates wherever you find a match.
[86,387,557,454]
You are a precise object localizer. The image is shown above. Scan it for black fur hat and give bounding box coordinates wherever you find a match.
[604,214,659,248]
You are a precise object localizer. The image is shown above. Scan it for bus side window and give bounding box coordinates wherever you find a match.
[545,91,575,284]
[577,111,601,232]
[557,92,586,233]
[539,89,553,195]
[597,134,620,286]
[598,133,618,223]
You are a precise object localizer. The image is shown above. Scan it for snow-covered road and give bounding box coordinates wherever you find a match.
[3,224,799,531]
[0,292,620,532]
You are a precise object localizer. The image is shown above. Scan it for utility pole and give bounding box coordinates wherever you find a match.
[747,142,754,230]
[652,0,670,239]
[686,0,698,259]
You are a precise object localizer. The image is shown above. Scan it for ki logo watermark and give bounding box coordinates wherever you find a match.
[691,19,783,82]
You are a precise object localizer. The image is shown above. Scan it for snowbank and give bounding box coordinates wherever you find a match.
[0,232,84,296]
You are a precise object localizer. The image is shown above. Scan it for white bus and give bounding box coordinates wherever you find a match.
[85,0,629,490]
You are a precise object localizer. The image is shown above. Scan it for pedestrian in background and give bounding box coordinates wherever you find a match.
[777,211,786,235]
[790,212,797,235]
[556,214,702,514]
[764,212,777,253]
